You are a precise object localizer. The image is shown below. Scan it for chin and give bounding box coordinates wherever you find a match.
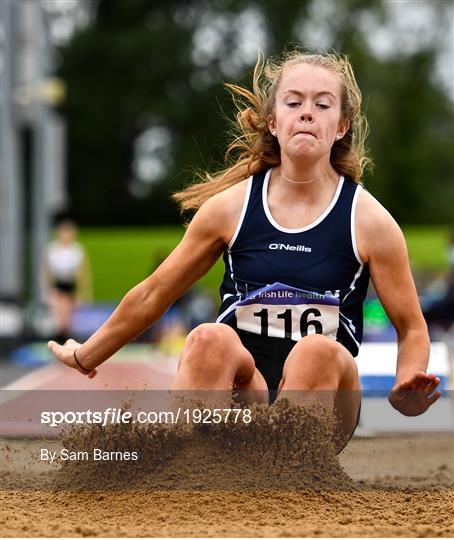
[289,147,319,160]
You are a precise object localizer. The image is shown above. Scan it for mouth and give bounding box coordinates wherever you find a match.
[294,130,317,139]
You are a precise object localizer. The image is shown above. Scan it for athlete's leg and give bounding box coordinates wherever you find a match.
[171,323,268,401]
[276,334,361,451]
[49,290,75,340]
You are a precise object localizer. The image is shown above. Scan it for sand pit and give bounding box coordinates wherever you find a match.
[1,399,453,537]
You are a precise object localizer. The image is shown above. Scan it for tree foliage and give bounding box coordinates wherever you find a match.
[57,0,453,225]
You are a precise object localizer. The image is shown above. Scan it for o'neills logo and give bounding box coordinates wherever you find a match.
[269,243,312,252]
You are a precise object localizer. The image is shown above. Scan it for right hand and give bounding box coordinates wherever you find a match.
[48,338,98,378]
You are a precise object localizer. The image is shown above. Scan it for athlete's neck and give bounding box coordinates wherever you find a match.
[278,159,338,194]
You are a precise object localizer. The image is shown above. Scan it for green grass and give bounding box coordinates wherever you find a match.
[403,226,451,272]
[79,225,452,302]
[79,226,224,302]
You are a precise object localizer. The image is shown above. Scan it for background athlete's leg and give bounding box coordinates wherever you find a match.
[171,323,268,404]
[276,334,361,451]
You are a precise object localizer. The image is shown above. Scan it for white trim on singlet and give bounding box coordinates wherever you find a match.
[340,311,357,334]
[216,297,241,323]
[342,262,365,304]
[262,168,345,233]
[338,259,366,352]
[336,185,365,342]
[223,177,253,299]
[339,318,360,350]
[228,176,253,249]
[351,184,363,265]
[227,251,240,296]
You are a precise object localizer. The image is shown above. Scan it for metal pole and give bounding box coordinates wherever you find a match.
[0,0,24,303]
[28,1,50,310]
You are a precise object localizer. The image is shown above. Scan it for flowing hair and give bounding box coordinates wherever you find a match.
[173,49,372,212]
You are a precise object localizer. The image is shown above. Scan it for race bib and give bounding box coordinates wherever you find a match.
[235,282,339,341]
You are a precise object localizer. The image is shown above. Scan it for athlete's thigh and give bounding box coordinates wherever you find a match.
[275,336,361,447]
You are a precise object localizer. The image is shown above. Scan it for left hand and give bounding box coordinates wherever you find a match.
[388,371,441,416]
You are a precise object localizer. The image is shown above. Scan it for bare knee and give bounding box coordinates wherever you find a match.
[300,336,359,388]
[281,335,350,389]
[294,334,343,367]
[298,333,338,355]
[180,323,242,374]
[173,323,256,391]
[185,323,235,353]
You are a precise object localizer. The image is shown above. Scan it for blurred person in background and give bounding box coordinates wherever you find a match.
[42,220,92,342]
[423,230,454,337]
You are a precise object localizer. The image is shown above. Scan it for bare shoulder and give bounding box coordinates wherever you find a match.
[356,187,407,264]
[189,179,250,245]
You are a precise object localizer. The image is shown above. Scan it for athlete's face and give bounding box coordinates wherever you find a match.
[268,63,349,161]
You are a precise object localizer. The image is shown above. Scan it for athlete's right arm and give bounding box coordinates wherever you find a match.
[48,186,244,374]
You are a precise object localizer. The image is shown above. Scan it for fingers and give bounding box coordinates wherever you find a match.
[47,340,58,351]
[48,339,80,353]
[397,372,438,390]
[427,390,442,406]
[47,340,71,365]
[392,373,441,402]
[422,377,440,396]
[48,340,64,360]
[413,374,440,397]
[411,372,432,388]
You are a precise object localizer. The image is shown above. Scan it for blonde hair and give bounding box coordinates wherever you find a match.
[174,49,372,212]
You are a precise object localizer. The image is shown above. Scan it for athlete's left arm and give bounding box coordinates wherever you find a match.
[356,190,441,416]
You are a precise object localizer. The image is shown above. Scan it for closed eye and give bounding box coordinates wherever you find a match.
[286,102,330,109]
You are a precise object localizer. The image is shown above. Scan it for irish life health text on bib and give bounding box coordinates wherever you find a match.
[235,282,339,341]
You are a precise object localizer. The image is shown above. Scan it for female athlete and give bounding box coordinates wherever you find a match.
[49,51,441,451]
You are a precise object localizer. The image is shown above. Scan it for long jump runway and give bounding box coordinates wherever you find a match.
[1,346,453,537]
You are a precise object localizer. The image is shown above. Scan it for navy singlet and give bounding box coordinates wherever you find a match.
[216,168,370,357]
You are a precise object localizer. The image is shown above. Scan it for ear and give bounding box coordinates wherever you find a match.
[337,118,350,139]
[268,114,276,136]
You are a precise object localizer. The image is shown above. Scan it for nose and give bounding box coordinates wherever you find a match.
[299,107,313,123]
